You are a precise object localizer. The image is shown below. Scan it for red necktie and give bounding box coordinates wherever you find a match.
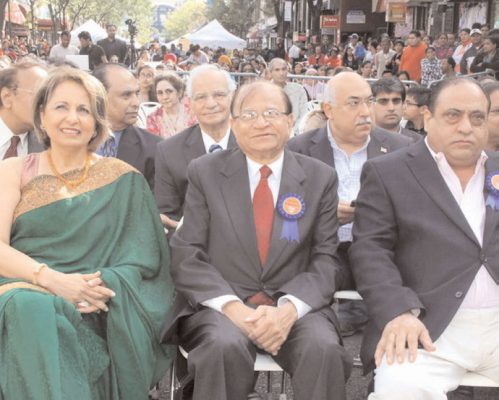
[253,165,274,266]
[3,135,20,159]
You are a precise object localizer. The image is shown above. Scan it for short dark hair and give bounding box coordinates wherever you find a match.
[409,30,421,38]
[481,80,499,98]
[445,56,456,69]
[230,81,292,117]
[406,86,431,107]
[425,46,436,53]
[485,33,499,48]
[77,31,91,41]
[460,28,471,34]
[397,70,411,80]
[60,30,70,39]
[371,77,406,101]
[428,78,489,114]
[106,24,117,30]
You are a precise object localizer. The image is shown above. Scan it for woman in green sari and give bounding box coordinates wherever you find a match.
[0,67,175,399]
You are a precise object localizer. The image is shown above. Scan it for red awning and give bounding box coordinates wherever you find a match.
[5,1,26,25]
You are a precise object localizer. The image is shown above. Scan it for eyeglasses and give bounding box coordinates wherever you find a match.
[192,91,229,103]
[375,97,403,106]
[233,108,289,122]
[343,96,376,109]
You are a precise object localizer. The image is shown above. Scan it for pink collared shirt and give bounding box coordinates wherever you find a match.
[425,139,499,308]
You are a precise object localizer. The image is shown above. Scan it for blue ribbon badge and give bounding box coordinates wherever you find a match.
[277,193,305,242]
[485,172,499,210]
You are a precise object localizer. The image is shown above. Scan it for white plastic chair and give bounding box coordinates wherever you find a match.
[169,346,287,400]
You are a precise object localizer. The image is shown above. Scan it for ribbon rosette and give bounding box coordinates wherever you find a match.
[485,172,499,210]
[277,193,305,242]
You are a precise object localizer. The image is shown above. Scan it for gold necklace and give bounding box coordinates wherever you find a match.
[47,150,91,190]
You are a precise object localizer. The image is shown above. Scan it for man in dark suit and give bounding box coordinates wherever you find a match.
[289,72,412,335]
[370,76,421,143]
[350,78,499,398]
[93,64,161,190]
[154,64,237,230]
[162,81,351,400]
[0,62,47,159]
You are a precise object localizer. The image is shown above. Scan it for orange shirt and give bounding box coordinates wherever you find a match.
[326,55,342,69]
[399,42,427,82]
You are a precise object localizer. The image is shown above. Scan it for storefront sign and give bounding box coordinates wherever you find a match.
[386,2,407,23]
[284,1,292,22]
[346,10,366,24]
[320,15,340,29]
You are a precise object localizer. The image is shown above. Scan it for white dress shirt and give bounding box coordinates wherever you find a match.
[202,151,312,319]
[201,128,231,153]
[0,117,28,159]
[425,138,499,309]
[327,123,370,242]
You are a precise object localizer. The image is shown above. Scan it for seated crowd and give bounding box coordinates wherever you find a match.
[0,26,498,400]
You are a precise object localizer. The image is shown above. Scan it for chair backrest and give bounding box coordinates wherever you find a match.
[459,372,499,388]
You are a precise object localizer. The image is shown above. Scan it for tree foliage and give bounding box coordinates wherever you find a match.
[207,0,260,38]
[164,0,207,40]
[45,0,153,44]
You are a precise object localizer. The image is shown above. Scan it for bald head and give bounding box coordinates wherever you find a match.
[324,72,372,105]
[323,72,373,150]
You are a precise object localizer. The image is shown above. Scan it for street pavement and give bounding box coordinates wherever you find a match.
[157,331,499,399]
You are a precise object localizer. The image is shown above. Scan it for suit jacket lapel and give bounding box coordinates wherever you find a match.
[482,156,499,249]
[27,131,44,153]
[263,150,306,276]
[367,129,389,159]
[117,126,140,166]
[183,125,206,163]
[309,126,335,167]
[227,131,237,149]
[220,150,261,275]
[406,141,479,245]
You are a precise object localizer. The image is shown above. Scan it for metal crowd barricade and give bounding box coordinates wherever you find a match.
[428,70,496,88]
[160,68,420,89]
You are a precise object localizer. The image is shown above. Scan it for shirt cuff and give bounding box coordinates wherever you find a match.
[201,295,242,313]
[278,295,312,319]
[410,308,421,317]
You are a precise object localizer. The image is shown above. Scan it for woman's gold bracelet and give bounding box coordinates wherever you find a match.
[32,263,48,286]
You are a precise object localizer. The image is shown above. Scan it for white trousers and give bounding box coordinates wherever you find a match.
[369,307,499,400]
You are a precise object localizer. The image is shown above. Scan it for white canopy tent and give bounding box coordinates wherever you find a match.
[70,20,107,45]
[185,20,246,50]
[69,20,139,47]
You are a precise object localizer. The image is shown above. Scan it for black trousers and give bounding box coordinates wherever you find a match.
[178,307,352,400]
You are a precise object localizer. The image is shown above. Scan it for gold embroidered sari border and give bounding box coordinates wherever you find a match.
[0,282,51,297]
[14,158,138,221]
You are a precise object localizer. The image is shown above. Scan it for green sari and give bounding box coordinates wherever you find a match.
[0,157,175,400]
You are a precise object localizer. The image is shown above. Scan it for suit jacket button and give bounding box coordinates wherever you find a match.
[480,252,487,263]
[455,291,463,298]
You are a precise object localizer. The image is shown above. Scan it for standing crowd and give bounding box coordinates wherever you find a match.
[0,19,498,400]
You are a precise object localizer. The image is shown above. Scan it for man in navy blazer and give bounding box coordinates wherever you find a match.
[350,78,499,398]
